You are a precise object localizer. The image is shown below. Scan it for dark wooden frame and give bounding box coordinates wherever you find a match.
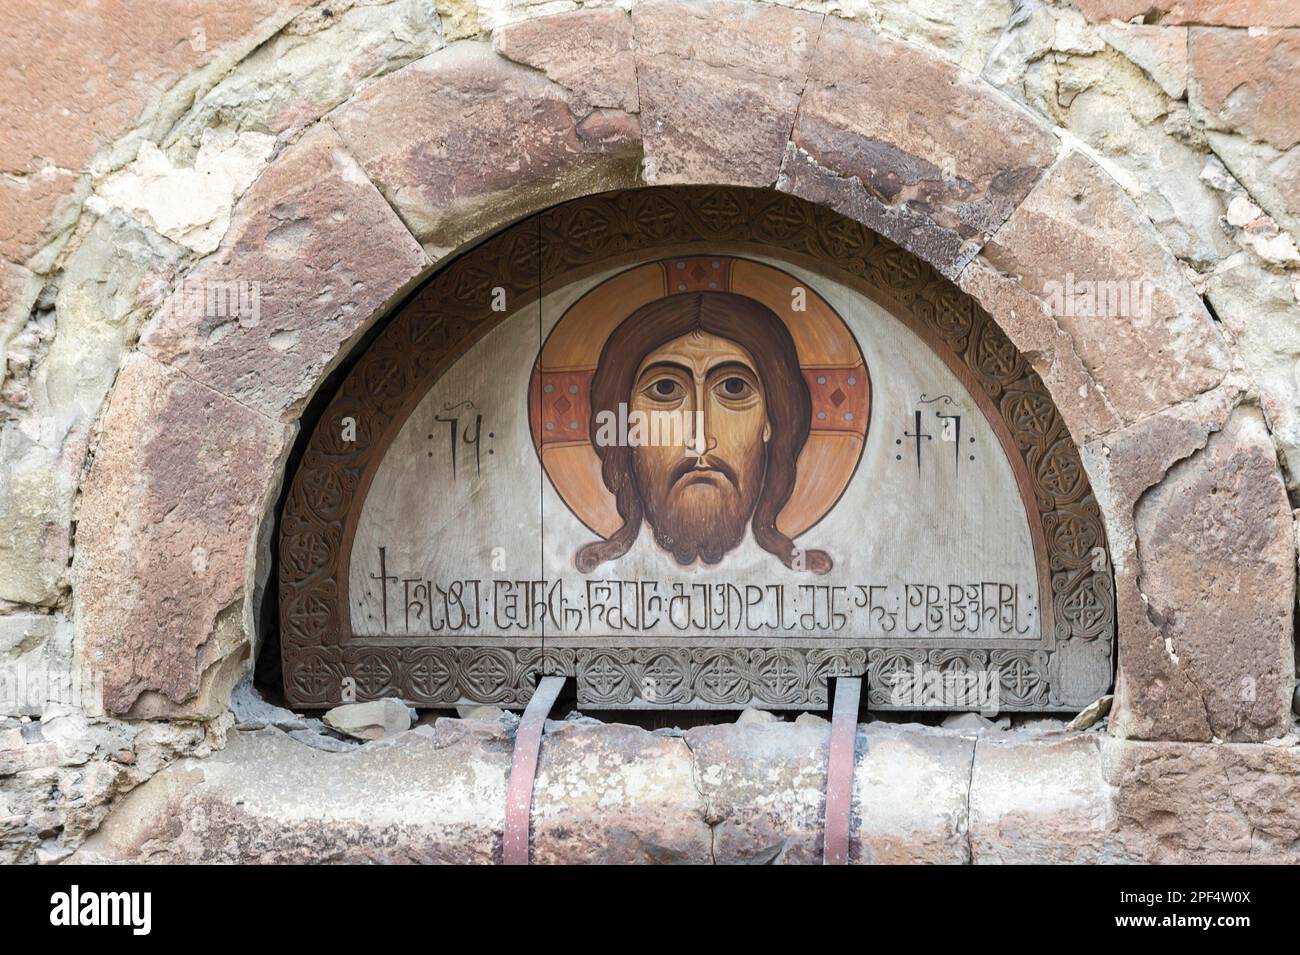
[279,186,1115,711]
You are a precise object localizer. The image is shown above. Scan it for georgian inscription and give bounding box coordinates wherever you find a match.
[365,546,1036,636]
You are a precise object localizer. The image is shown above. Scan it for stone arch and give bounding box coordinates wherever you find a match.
[71,3,1294,744]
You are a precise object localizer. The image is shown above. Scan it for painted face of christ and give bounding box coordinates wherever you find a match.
[575,292,832,575]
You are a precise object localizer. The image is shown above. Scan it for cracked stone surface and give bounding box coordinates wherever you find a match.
[61,716,1300,864]
[73,354,290,718]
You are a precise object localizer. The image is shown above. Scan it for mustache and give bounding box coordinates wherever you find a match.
[670,455,739,489]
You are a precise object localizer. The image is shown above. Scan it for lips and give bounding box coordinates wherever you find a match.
[670,457,738,489]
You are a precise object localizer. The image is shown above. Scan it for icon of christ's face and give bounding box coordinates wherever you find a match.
[574,290,832,576]
[629,330,771,566]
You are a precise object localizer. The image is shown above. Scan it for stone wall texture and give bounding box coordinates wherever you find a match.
[1,0,1297,864]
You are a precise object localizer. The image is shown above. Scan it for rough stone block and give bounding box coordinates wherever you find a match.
[0,0,311,262]
[1102,736,1300,863]
[632,0,819,187]
[494,7,638,113]
[854,723,973,864]
[1130,405,1295,741]
[783,16,1058,279]
[982,150,1232,426]
[532,721,712,864]
[73,722,512,863]
[686,720,830,864]
[1076,0,1300,27]
[73,354,290,717]
[330,43,642,256]
[141,124,429,421]
[1189,28,1300,151]
[969,734,1116,863]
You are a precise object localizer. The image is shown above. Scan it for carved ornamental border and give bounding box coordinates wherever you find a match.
[279,187,1115,711]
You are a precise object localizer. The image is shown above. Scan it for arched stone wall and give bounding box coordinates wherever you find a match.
[67,3,1295,746]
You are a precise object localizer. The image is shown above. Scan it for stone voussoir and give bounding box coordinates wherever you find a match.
[981,149,1233,427]
[140,123,430,422]
[73,353,291,718]
[781,16,1059,280]
[329,41,643,256]
[493,7,638,114]
[632,0,821,188]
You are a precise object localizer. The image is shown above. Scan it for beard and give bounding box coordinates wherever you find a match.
[633,450,766,566]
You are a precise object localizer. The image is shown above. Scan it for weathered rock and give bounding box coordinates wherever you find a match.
[434,0,481,40]
[1066,695,1113,731]
[1130,405,1295,741]
[93,130,276,254]
[72,722,512,863]
[167,0,442,149]
[1,709,225,864]
[871,0,1016,75]
[0,260,41,379]
[330,42,641,256]
[1205,257,1300,488]
[455,704,505,722]
[532,721,712,863]
[1081,383,1244,741]
[0,213,182,610]
[0,0,311,263]
[632,0,817,188]
[0,614,73,719]
[970,734,1116,863]
[1206,132,1300,242]
[1076,0,1300,27]
[1101,735,1300,863]
[982,150,1232,425]
[1098,23,1188,99]
[228,677,307,731]
[323,699,415,740]
[784,16,1058,278]
[141,124,428,420]
[74,354,290,717]
[1189,28,1300,151]
[686,720,828,864]
[941,711,1000,734]
[854,724,972,864]
[1035,49,1231,268]
[494,8,637,113]
[736,706,779,724]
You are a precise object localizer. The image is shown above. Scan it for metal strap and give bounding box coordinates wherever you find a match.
[503,675,566,865]
[823,677,862,865]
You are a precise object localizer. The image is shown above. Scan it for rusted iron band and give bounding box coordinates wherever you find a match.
[503,675,566,865]
[823,677,862,865]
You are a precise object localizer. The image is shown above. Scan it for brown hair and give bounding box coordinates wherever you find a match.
[575,291,831,574]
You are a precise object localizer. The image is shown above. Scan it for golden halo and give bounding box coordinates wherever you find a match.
[529,256,870,541]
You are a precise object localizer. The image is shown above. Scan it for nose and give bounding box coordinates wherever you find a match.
[685,379,718,459]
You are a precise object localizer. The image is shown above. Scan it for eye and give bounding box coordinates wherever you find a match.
[718,376,751,397]
[643,377,684,401]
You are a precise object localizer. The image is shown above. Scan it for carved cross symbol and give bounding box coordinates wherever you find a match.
[585,658,624,698]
